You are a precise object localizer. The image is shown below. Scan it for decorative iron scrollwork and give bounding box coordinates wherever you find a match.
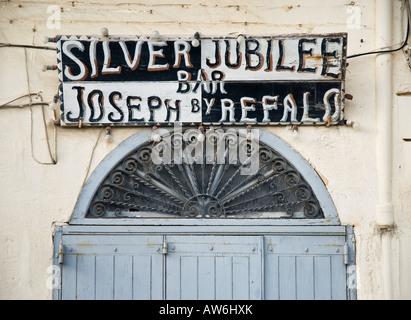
[86,128,324,219]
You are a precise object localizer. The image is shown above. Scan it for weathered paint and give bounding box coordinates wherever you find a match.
[53,226,353,300]
[57,34,346,126]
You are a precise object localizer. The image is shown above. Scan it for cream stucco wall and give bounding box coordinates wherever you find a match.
[0,0,410,299]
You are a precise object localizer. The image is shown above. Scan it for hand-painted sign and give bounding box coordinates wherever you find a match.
[56,34,347,126]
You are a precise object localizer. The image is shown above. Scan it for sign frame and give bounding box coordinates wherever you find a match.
[56,33,347,127]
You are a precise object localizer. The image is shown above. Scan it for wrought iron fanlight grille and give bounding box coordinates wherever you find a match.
[87,128,324,219]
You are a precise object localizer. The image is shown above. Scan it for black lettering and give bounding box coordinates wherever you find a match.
[192,69,208,93]
[206,40,221,68]
[177,82,191,94]
[210,70,226,94]
[276,39,295,72]
[321,38,341,79]
[265,39,273,72]
[165,99,180,121]
[66,86,85,122]
[87,90,104,122]
[177,70,191,94]
[191,98,201,113]
[211,70,225,81]
[148,96,162,122]
[126,96,144,122]
[297,38,317,73]
[224,40,242,69]
[245,39,263,71]
[108,91,124,122]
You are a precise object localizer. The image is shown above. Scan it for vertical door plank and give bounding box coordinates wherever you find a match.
[133,255,152,300]
[331,255,347,300]
[180,256,198,299]
[95,255,114,300]
[198,256,215,300]
[61,254,77,300]
[76,255,95,300]
[215,256,233,300]
[279,256,296,300]
[314,256,332,299]
[151,254,164,300]
[114,255,133,300]
[166,254,181,299]
[249,240,263,300]
[232,256,250,300]
[264,254,279,300]
[296,256,314,300]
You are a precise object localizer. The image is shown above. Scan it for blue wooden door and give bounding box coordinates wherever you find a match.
[55,230,352,300]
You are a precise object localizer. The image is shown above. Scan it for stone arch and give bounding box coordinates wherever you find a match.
[70,127,339,225]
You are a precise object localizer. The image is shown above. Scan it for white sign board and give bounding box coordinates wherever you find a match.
[56,34,347,126]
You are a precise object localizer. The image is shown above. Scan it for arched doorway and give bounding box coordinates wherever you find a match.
[53,127,356,300]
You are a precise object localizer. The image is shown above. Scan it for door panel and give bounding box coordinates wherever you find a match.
[264,235,347,300]
[165,236,263,300]
[60,235,164,300]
